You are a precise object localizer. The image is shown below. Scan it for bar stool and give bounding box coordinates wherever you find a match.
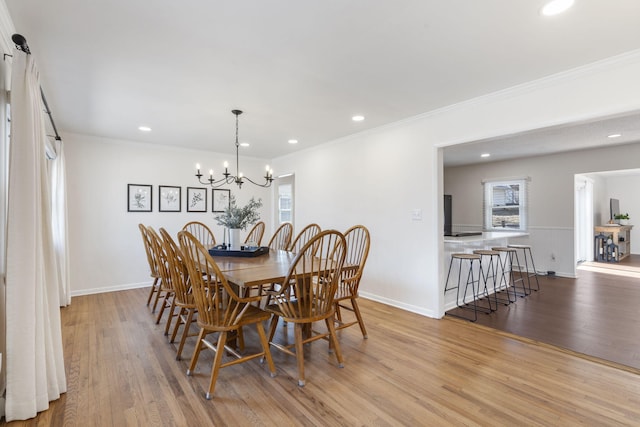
[473,249,514,306]
[491,247,529,298]
[444,253,492,321]
[507,244,540,292]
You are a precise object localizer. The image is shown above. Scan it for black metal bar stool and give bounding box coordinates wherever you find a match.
[473,249,514,306]
[491,247,529,298]
[507,244,540,292]
[444,253,492,321]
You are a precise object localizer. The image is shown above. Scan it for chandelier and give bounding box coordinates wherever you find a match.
[195,110,274,188]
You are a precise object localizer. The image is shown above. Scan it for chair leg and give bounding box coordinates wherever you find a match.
[170,307,185,343]
[326,315,344,368]
[294,324,306,387]
[151,280,164,313]
[187,328,206,376]
[352,298,368,338]
[176,308,195,361]
[155,291,171,324]
[255,322,276,377]
[236,327,245,351]
[267,314,279,343]
[146,277,159,306]
[206,331,227,400]
[164,297,177,335]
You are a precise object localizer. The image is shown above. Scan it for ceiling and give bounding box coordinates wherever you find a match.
[6,1,640,162]
[443,111,640,167]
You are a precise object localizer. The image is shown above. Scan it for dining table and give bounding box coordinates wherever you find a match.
[211,248,298,291]
[210,247,354,298]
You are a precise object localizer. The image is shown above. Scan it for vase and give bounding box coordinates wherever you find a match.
[228,228,241,250]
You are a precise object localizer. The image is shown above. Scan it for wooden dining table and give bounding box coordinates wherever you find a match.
[210,248,353,295]
[211,248,298,290]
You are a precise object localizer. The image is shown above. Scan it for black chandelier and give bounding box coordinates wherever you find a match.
[195,110,274,189]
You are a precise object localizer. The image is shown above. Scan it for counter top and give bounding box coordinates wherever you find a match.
[444,231,529,243]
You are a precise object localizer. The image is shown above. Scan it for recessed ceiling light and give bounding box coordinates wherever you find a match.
[288,139,298,144]
[352,115,365,122]
[481,153,491,158]
[541,0,575,16]
[240,142,250,147]
[608,133,622,139]
[138,126,152,132]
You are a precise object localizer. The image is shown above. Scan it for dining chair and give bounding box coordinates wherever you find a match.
[178,230,276,399]
[288,223,321,253]
[265,229,347,387]
[147,226,176,327]
[267,222,293,251]
[334,225,371,338]
[160,228,198,360]
[138,223,161,309]
[244,221,265,246]
[182,221,216,247]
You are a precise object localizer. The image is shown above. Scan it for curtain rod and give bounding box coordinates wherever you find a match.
[12,33,62,142]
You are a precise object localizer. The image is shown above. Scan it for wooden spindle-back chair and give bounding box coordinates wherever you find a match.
[182,221,216,247]
[178,230,276,399]
[244,221,265,246]
[159,228,197,360]
[139,224,161,308]
[267,222,293,251]
[147,226,175,327]
[265,229,347,387]
[288,223,321,253]
[334,225,371,338]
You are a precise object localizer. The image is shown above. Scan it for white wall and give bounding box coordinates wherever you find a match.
[273,50,640,318]
[62,50,640,316]
[445,143,640,276]
[64,133,273,295]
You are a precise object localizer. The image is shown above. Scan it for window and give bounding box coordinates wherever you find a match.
[277,174,294,225]
[483,178,528,231]
[278,186,292,223]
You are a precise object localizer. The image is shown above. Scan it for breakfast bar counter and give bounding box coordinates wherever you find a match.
[444,231,529,244]
[443,231,529,311]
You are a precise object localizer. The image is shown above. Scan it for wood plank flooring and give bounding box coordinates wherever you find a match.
[449,254,640,371]
[4,287,640,426]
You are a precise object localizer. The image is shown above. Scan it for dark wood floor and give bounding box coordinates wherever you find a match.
[448,254,640,371]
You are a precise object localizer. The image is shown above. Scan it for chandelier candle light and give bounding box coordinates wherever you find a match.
[195,110,274,189]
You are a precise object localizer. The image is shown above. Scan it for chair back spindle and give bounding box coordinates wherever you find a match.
[244,221,266,245]
[268,222,293,251]
[288,223,321,253]
[182,221,216,247]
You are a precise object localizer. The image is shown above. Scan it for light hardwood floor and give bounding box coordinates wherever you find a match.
[4,287,640,426]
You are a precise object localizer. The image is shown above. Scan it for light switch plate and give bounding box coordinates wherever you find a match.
[411,209,422,221]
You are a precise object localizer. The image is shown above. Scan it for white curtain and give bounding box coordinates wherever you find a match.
[4,51,66,421]
[49,138,71,306]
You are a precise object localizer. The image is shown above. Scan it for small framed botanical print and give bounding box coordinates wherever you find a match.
[212,188,230,213]
[127,184,152,212]
[187,187,207,212]
[159,185,181,212]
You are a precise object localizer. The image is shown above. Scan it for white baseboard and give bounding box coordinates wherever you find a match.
[359,291,441,319]
[70,281,152,297]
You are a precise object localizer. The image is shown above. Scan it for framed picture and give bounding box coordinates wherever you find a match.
[187,187,207,212]
[212,188,230,213]
[127,184,152,212]
[159,185,182,212]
